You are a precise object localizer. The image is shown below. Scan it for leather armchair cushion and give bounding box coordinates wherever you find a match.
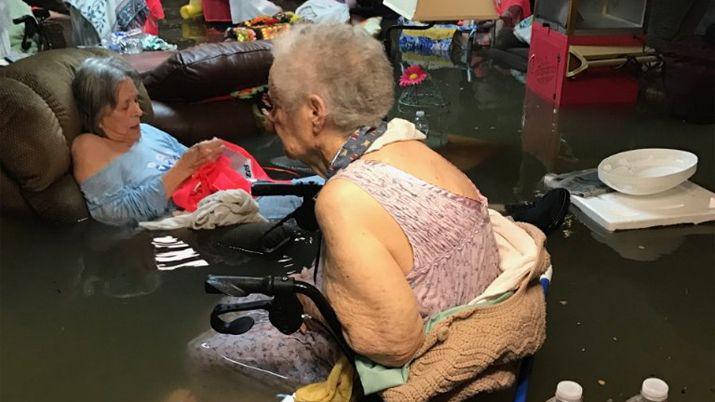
[0,79,87,222]
[0,167,32,215]
[123,50,174,77]
[142,40,273,102]
[147,99,260,146]
[0,78,70,192]
[22,174,89,223]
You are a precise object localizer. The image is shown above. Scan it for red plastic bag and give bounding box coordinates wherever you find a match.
[143,0,164,35]
[172,141,275,212]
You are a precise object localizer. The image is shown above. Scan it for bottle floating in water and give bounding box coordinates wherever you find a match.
[625,378,669,402]
[545,380,583,402]
[414,110,429,136]
[414,110,446,148]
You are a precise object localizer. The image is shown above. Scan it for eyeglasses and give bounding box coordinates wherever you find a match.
[260,91,277,132]
[260,92,274,113]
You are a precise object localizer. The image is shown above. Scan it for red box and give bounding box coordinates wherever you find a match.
[203,0,231,22]
[526,21,642,107]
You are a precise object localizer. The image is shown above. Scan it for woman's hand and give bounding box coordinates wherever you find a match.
[175,138,225,174]
[162,138,225,198]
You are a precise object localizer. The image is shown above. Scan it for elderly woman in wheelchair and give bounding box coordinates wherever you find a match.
[190,23,551,401]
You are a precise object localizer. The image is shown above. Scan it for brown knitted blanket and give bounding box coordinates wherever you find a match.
[381,223,549,402]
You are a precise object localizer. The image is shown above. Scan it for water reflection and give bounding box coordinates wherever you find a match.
[573,207,715,262]
[81,235,160,299]
[72,223,156,299]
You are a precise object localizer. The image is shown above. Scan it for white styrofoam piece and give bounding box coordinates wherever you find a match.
[571,181,715,231]
[382,0,417,19]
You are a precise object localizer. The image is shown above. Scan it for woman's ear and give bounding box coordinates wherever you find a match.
[308,94,327,134]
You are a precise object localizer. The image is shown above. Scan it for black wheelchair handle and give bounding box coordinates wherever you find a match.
[251,182,323,198]
[205,275,297,297]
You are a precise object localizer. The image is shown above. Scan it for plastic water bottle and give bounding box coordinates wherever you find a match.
[414,110,446,148]
[414,110,429,136]
[545,380,583,402]
[625,378,669,402]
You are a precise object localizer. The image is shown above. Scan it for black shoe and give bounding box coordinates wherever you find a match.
[217,221,296,256]
[507,189,571,235]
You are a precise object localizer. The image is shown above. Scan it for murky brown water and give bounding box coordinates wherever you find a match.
[2,3,714,401]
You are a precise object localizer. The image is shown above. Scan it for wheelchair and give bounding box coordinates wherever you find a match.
[204,180,553,401]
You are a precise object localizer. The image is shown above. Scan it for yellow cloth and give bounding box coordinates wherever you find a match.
[180,0,202,19]
[294,355,354,402]
[403,27,456,40]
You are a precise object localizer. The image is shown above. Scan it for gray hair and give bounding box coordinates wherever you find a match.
[271,23,394,132]
[72,57,142,136]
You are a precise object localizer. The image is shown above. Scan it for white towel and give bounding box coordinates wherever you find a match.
[468,209,545,305]
[140,189,267,230]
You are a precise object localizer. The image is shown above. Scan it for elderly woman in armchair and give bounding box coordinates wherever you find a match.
[71,57,227,225]
[71,57,314,227]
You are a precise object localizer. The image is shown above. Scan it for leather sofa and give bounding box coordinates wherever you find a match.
[0,40,273,222]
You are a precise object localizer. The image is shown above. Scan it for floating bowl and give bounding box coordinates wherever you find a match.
[598,149,698,196]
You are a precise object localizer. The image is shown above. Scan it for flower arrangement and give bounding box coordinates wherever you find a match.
[231,84,268,100]
[399,65,428,87]
[225,11,300,42]
[230,27,257,42]
[274,11,301,24]
[243,16,279,27]
[397,64,447,111]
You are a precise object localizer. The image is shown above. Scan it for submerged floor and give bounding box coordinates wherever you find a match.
[2,5,715,402]
[2,74,713,402]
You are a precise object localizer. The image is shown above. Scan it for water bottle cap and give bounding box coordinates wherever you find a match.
[416,110,425,117]
[641,378,668,401]
[555,381,583,402]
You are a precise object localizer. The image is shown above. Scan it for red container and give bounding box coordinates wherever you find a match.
[203,0,232,22]
[526,21,643,107]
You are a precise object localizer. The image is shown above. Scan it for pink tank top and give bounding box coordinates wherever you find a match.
[331,159,502,318]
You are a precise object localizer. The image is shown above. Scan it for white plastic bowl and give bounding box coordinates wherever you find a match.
[598,149,698,196]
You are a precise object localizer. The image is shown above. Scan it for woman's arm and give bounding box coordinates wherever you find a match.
[315,180,425,367]
[72,135,168,225]
[73,134,224,225]
[87,176,171,225]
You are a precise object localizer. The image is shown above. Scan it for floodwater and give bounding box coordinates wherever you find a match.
[2,4,715,401]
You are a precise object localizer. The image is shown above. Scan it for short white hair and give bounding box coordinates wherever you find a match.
[271,23,394,132]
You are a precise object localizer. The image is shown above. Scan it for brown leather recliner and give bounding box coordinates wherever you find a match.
[0,40,273,223]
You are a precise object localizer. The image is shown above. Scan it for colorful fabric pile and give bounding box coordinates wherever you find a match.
[225,11,300,42]
[141,34,177,51]
[398,18,477,58]
[230,84,267,100]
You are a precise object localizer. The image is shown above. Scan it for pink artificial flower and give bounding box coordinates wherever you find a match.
[399,65,428,87]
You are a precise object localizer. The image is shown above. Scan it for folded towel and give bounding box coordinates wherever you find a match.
[140,189,266,230]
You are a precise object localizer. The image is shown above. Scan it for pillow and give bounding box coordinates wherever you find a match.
[143,40,273,102]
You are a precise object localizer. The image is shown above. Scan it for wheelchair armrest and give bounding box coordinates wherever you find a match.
[251,181,323,198]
